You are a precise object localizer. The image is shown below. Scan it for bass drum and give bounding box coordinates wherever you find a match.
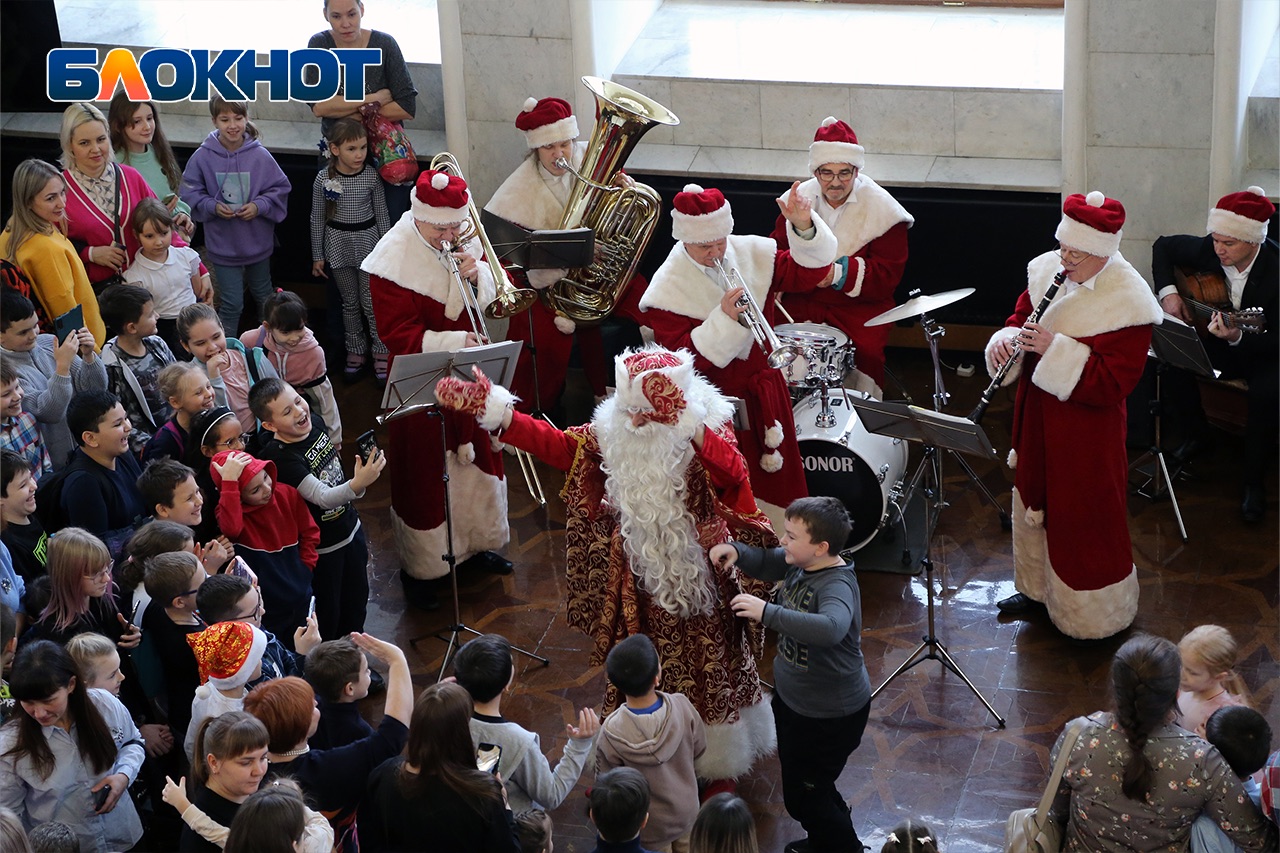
[793,392,908,552]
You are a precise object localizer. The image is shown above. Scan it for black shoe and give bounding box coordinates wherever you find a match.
[1242,484,1265,524]
[459,551,514,575]
[782,840,812,853]
[399,571,440,610]
[1171,435,1212,464]
[997,592,1042,614]
[366,667,386,695]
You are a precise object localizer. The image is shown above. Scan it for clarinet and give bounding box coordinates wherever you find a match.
[969,269,1068,423]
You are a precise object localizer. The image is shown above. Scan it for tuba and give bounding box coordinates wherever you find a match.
[542,77,679,325]
[428,152,537,321]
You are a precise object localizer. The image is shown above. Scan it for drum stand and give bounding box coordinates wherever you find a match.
[901,310,1012,540]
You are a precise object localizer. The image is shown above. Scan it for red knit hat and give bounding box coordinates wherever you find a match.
[671,184,734,244]
[515,97,579,148]
[1055,191,1125,258]
[808,116,865,173]
[411,170,470,224]
[187,621,267,689]
[613,347,694,427]
[1207,186,1274,244]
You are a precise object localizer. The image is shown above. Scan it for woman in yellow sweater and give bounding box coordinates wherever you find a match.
[0,158,105,346]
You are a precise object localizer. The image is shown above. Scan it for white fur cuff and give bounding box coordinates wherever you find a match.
[984,327,1021,385]
[691,308,753,369]
[423,329,470,354]
[1007,448,1018,469]
[845,256,866,298]
[1032,333,1090,401]
[553,315,577,335]
[760,450,783,472]
[764,420,784,449]
[479,383,519,432]
[1025,506,1045,527]
[786,214,838,269]
[526,268,561,290]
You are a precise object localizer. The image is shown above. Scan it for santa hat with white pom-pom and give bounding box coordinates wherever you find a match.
[671,184,734,244]
[1207,186,1275,244]
[808,116,865,173]
[515,97,579,149]
[411,170,471,224]
[1055,190,1126,258]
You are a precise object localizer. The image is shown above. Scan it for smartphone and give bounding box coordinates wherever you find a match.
[308,595,316,618]
[92,785,110,811]
[54,304,84,345]
[476,742,502,775]
[229,556,252,579]
[356,429,380,462]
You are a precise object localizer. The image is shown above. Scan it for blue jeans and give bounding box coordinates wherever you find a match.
[211,258,273,335]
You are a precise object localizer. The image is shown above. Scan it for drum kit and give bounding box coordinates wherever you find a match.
[780,286,1009,558]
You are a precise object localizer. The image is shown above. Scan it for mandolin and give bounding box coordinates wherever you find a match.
[1172,266,1265,334]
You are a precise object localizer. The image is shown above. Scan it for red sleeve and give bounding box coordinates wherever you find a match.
[370,274,430,357]
[215,478,245,539]
[642,306,703,362]
[1067,324,1154,408]
[499,411,578,471]
[769,249,833,295]
[769,214,791,250]
[849,222,909,302]
[288,487,320,569]
[697,427,756,515]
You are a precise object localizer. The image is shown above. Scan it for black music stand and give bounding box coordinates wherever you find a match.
[380,343,550,680]
[1128,316,1216,543]
[850,398,1006,728]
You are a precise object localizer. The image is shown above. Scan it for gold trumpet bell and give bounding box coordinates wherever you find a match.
[484,286,538,320]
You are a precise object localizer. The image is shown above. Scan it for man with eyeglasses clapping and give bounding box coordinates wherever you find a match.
[769,117,914,395]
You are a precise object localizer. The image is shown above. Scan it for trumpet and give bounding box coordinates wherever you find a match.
[712,258,799,370]
[428,152,537,321]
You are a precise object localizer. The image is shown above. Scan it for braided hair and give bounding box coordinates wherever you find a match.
[1110,633,1181,801]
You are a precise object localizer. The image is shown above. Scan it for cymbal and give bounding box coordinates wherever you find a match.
[864,287,976,327]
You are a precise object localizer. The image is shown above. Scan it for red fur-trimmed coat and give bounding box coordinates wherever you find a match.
[770,175,912,386]
[639,228,836,513]
[984,251,1161,639]
[365,214,509,579]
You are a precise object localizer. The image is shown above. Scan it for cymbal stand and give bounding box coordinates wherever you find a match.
[870,441,1006,728]
[1128,360,1188,542]
[900,310,1011,535]
[408,408,550,680]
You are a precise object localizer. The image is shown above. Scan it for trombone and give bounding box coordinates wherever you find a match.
[429,152,548,507]
[712,258,800,370]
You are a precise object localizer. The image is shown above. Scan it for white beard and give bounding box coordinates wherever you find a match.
[595,401,716,618]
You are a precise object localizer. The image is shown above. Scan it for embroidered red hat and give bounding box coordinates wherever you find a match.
[515,97,579,149]
[187,621,267,689]
[411,170,470,224]
[613,346,694,427]
[671,184,734,244]
[1207,186,1275,244]
[1055,190,1125,258]
[808,116,865,173]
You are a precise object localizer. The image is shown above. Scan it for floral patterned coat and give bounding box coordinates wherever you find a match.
[1049,712,1276,852]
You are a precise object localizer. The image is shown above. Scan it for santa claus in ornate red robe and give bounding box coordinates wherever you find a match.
[985,191,1162,639]
[639,183,837,527]
[363,170,511,589]
[435,346,778,781]
[769,117,913,392]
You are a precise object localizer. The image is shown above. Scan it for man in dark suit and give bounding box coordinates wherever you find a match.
[1152,187,1278,523]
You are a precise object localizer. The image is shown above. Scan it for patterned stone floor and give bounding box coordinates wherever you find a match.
[341,348,1278,852]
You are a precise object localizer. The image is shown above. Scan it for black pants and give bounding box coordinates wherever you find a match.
[311,524,370,640]
[773,692,871,852]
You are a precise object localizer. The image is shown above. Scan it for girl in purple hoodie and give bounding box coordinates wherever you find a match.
[181,98,291,335]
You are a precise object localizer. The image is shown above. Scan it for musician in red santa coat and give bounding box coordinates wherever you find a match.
[770,117,913,392]
[363,170,511,594]
[640,183,837,527]
[985,190,1162,640]
[434,346,778,782]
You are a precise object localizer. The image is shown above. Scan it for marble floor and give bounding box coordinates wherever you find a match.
[334,346,1279,853]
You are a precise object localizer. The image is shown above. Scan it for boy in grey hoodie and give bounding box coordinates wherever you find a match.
[597,633,706,853]
[453,633,599,813]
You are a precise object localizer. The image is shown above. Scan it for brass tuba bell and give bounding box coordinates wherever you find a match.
[541,77,679,325]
